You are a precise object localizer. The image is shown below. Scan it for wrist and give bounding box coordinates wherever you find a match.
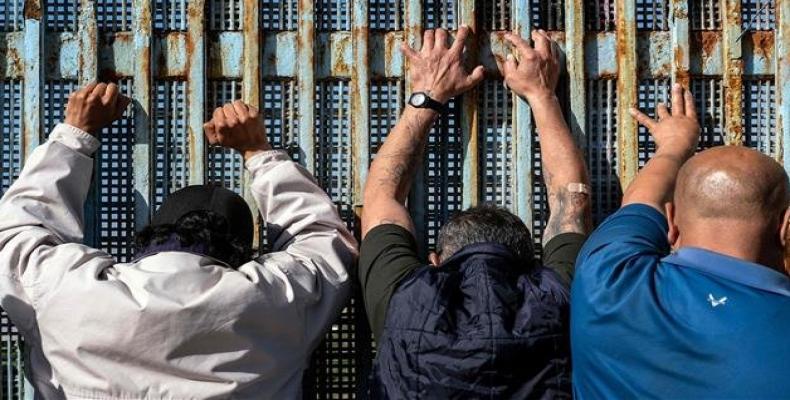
[412,88,450,104]
[524,91,558,104]
[656,142,695,159]
[242,144,273,161]
[405,104,442,120]
[64,119,94,136]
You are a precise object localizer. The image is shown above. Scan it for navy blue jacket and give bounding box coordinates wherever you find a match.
[372,243,572,399]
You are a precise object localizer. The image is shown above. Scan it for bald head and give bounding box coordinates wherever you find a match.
[675,146,789,223]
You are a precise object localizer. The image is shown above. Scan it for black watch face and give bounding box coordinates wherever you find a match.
[410,93,428,107]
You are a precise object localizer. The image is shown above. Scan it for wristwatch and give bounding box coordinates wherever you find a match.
[408,92,449,115]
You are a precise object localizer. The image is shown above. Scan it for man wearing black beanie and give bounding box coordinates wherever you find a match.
[0,83,356,398]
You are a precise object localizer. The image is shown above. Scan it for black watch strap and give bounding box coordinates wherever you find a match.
[409,92,449,115]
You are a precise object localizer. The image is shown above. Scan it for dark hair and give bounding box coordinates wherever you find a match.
[134,210,253,268]
[437,205,534,266]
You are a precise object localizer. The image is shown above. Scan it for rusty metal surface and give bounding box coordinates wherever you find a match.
[0,0,787,398]
[616,0,638,186]
[723,0,744,145]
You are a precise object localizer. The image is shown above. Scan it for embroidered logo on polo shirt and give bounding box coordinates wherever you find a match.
[707,293,728,307]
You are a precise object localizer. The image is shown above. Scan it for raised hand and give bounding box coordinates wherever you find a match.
[64,82,131,136]
[630,84,700,156]
[401,25,485,103]
[501,30,560,102]
[203,100,272,160]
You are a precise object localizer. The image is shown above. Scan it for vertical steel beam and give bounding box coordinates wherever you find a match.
[78,0,99,247]
[404,0,426,253]
[670,0,690,87]
[18,4,45,398]
[458,0,479,210]
[565,0,586,159]
[297,0,316,172]
[22,0,43,159]
[78,0,98,84]
[186,0,206,185]
[351,0,370,228]
[133,0,153,228]
[780,0,790,169]
[722,0,743,145]
[242,0,261,242]
[616,0,638,186]
[242,0,261,115]
[512,0,533,223]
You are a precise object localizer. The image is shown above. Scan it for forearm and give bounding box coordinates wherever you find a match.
[0,124,98,244]
[531,95,588,189]
[361,107,437,237]
[247,150,356,253]
[529,95,591,241]
[622,148,691,213]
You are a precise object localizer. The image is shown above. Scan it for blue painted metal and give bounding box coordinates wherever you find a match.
[187,0,206,185]
[133,0,153,228]
[404,0,427,255]
[22,1,41,159]
[512,0,533,224]
[297,0,315,173]
[1,1,788,398]
[80,0,100,248]
[566,0,586,166]
[352,0,370,210]
[459,0,479,210]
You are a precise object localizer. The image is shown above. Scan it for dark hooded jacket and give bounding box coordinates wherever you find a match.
[372,243,572,399]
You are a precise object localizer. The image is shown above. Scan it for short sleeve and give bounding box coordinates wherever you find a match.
[542,233,587,285]
[358,224,423,340]
[574,204,670,291]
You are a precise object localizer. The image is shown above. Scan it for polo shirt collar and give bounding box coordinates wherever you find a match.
[664,247,790,296]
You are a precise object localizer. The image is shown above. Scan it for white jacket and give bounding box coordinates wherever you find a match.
[0,124,356,399]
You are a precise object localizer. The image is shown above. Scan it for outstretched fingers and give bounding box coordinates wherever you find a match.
[400,42,420,62]
[504,32,536,61]
[422,29,435,54]
[450,25,470,54]
[629,107,657,131]
[466,66,485,87]
[670,83,685,116]
[532,30,551,59]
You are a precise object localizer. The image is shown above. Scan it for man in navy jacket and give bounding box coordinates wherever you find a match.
[358,27,591,399]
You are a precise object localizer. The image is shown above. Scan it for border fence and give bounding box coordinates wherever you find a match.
[0,0,787,398]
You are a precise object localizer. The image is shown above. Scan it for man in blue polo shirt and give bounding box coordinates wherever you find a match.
[572,83,790,399]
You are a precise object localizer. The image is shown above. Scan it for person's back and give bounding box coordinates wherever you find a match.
[362,212,579,398]
[358,28,590,399]
[572,85,790,399]
[0,85,356,398]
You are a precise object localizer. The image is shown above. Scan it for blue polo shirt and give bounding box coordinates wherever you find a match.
[571,204,790,399]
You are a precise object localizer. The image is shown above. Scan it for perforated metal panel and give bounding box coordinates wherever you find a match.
[0,0,788,398]
[153,80,190,209]
[586,79,620,224]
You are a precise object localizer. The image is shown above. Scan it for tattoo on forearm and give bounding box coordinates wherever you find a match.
[543,186,591,245]
[375,127,428,194]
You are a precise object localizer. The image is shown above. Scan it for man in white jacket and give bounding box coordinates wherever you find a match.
[0,83,356,399]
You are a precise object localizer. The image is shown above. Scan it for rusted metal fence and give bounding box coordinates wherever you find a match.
[0,0,787,398]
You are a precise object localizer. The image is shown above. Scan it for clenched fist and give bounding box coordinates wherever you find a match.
[203,100,272,160]
[65,83,131,136]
